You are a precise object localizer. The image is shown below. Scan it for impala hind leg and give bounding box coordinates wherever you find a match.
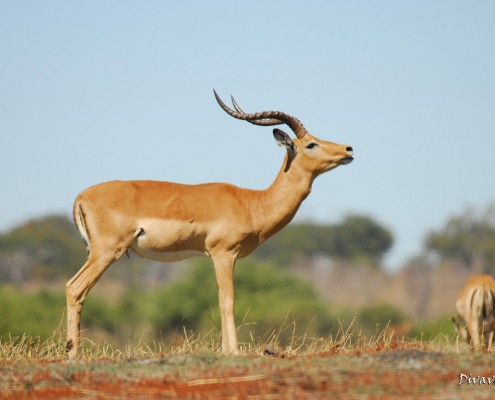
[212,253,239,355]
[65,243,128,358]
[487,331,494,351]
[467,316,482,351]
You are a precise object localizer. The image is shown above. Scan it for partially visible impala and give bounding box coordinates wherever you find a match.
[453,274,495,350]
[65,90,354,358]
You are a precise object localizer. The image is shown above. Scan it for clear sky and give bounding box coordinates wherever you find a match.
[1,1,494,270]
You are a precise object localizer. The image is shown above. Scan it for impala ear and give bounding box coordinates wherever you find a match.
[273,129,295,153]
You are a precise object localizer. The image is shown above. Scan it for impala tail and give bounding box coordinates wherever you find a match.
[73,200,90,253]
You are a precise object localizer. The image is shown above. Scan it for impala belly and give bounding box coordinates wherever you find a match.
[130,247,206,262]
[129,218,208,262]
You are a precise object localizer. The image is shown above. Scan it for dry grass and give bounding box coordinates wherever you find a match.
[0,318,464,362]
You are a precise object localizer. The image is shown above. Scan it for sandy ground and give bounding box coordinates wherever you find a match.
[2,348,495,399]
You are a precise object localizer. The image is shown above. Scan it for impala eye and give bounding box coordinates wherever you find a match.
[306,142,319,150]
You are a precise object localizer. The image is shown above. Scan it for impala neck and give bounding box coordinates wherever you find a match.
[256,153,315,242]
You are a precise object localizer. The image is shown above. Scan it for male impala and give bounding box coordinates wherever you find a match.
[453,274,495,350]
[65,90,354,358]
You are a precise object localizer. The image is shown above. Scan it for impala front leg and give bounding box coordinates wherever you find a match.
[212,253,239,355]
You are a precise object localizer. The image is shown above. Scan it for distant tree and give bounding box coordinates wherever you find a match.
[253,214,393,268]
[0,215,86,282]
[425,204,495,274]
[326,215,393,264]
[253,223,320,266]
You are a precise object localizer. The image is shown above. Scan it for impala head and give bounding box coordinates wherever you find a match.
[214,90,353,176]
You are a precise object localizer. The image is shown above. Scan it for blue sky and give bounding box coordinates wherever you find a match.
[1,1,494,270]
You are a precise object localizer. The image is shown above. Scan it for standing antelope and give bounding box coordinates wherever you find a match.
[453,274,495,350]
[65,90,354,358]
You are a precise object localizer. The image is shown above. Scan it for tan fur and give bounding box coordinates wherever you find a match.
[65,97,353,358]
[454,274,495,350]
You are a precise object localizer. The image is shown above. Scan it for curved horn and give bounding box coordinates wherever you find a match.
[231,95,283,126]
[213,90,307,139]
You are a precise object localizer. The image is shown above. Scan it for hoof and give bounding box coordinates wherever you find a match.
[65,339,73,353]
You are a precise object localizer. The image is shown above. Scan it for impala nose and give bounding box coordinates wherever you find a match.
[341,146,354,165]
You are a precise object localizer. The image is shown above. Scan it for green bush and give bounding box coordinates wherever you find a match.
[409,316,456,340]
[0,260,430,348]
[355,302,408,335]
[0,258,337,345]
[148,259,335,344]
[0,286,65,339]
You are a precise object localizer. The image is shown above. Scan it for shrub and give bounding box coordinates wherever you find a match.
[356,302,408,335]
[0,286,65,339]
[148,259,335,344]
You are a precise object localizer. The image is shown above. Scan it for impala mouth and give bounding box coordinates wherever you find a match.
[341,156,354,165]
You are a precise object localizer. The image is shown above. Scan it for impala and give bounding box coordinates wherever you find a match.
[65,90,354,357]
[453,274,495,350]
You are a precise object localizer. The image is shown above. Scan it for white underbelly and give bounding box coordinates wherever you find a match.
[128,218,209,262]
[130,245,206,262]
